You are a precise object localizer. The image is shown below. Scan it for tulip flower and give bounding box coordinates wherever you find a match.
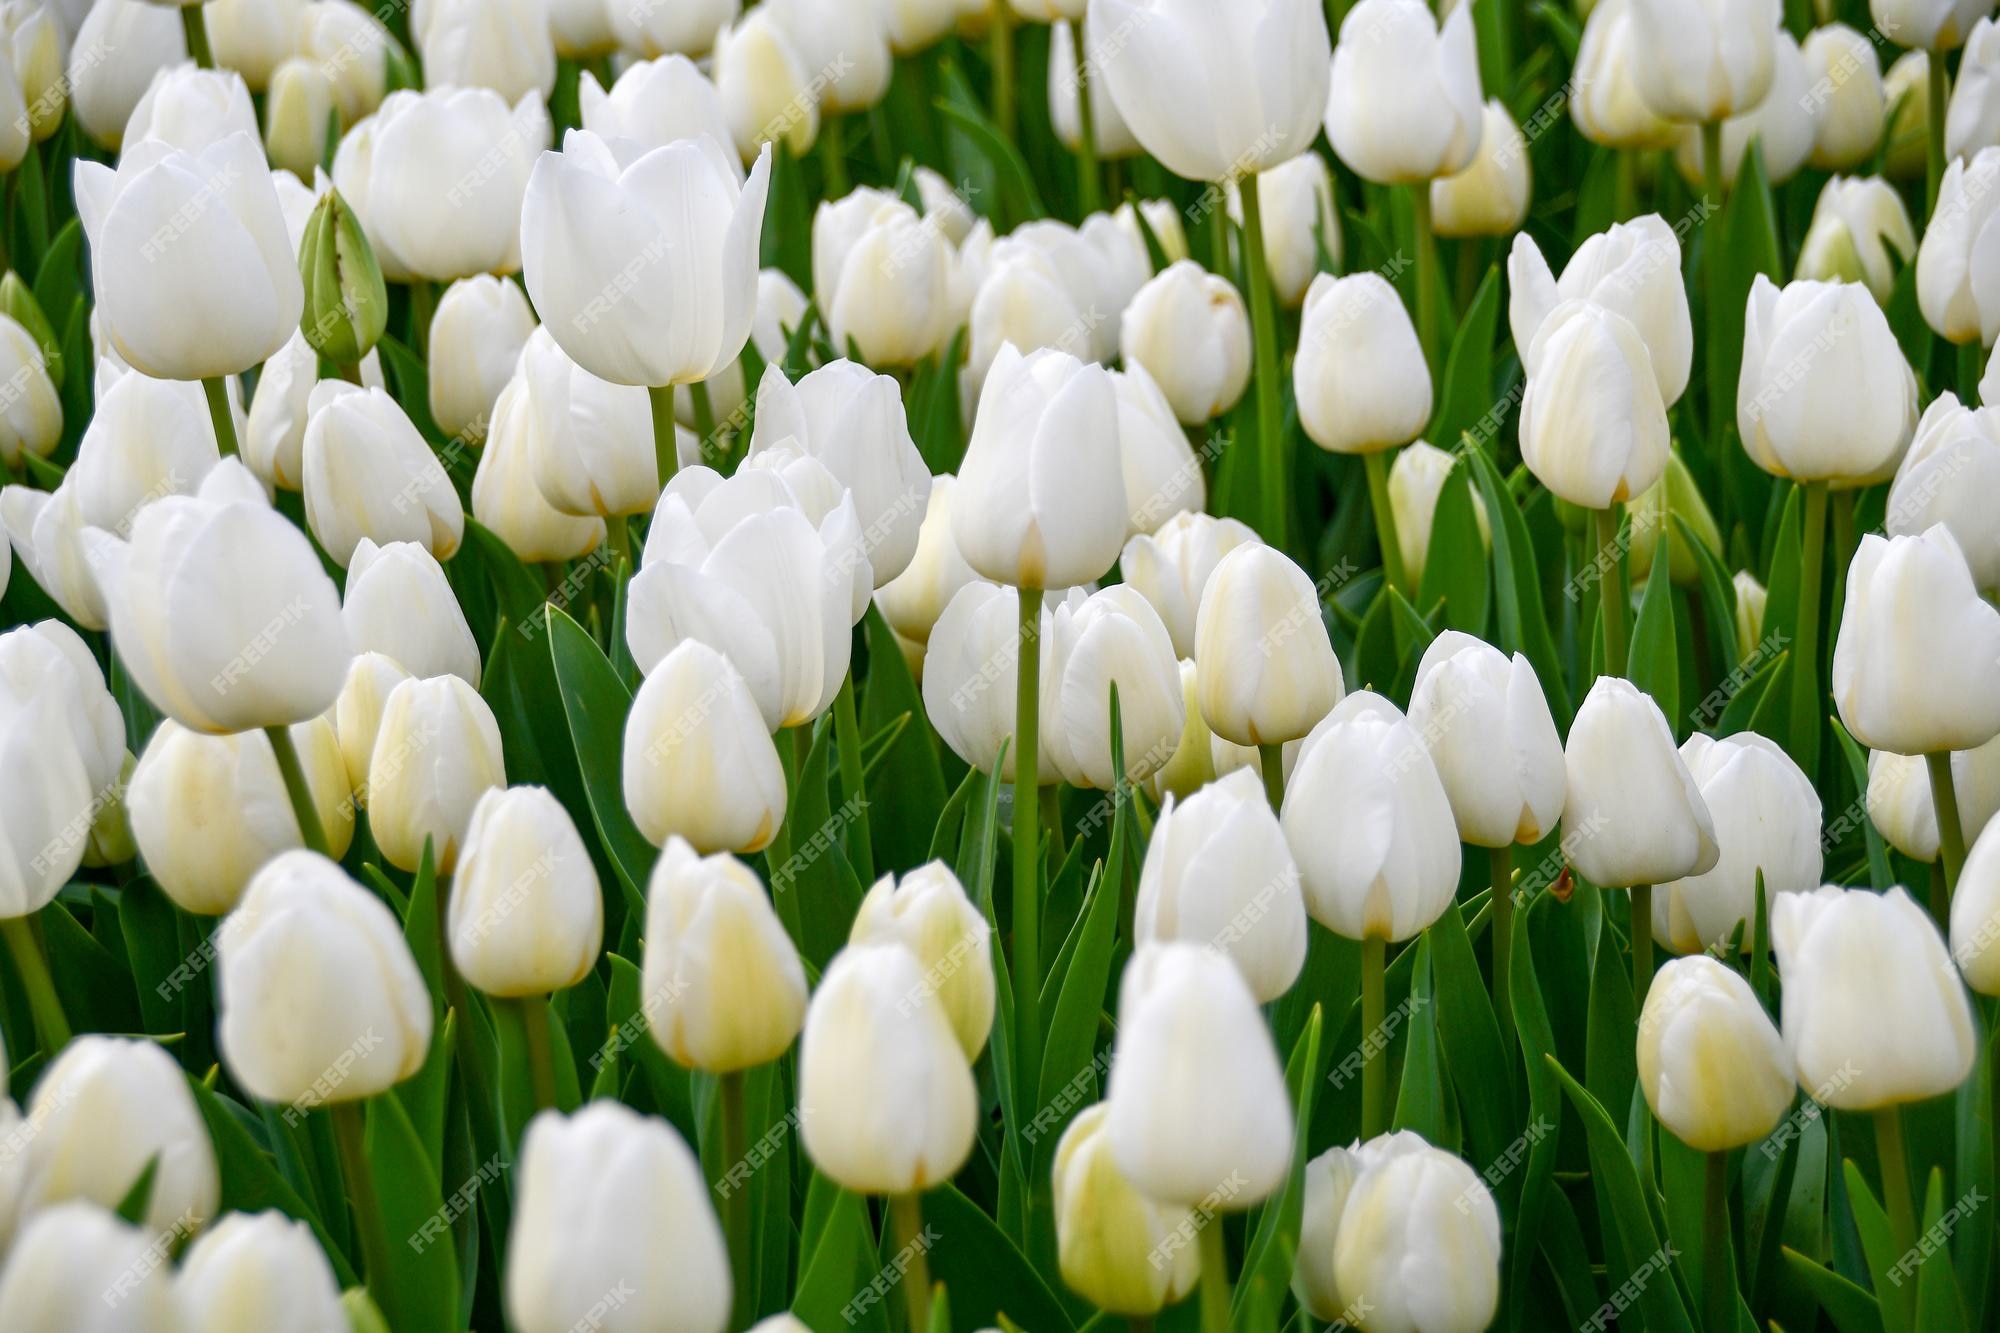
[622,640,788,854]
[16,1034,219,1236]
[298,0,394,125]
[508,1103,731,1333]
[332,651,410,800]
[516,328,669,536]
[3,4,61,145]
[1144,658,1218,802]
[1875,0,1989,52]
[578,54,732,158]
[1043,586,1185,790]
[129,717,354,915]
[549,0,616,58]
[410,0,554,102]
[1050,16,1140,164]
[176,1211,350,1333]
[121,62,257,154]
[71,0,184,149]
[1053,1103,1202,1315]
[1625,0,1779,125]
[874,474,983,651]
[204,0,303,89]
[1326,0,1483,186]
[1387,440,1492,589]
[1571,0,1682,151]
[341,539,480,687]
[1120,264,1250,427]
[799,941,979,1195]
[1510,216,1693,408]
[1431,100,1532,238]
[0,1203,184,1329]
[368,674,507,875]
[301,382,463,567]
[1518,301,1677,499]
[296,187,388,372]
[1408,631,1568,853]
[1,481,109,630]
[1638,957,1794,1152]
[762,0,892,117]
[812,190,958,368]
[471,378,608,565]
[1804,24,1888,170]
[1105,368,1207,543]
[428,275,536,445]
[1886,391,2000,593]
[1950,817,2000,991]
[243,329,380,491]
[924,582,1055,782]
[610,0,738,58]
[712,7,820,161]
[850,862,995,1059]
[263,57,335,177]
[1797,176,1918,305]
[448,785,603,999]
[1121,511,1261,659]
[1869,738,2000,863]
[964,248,1094,400]
[1105,940,1293,1204]
[1228,155,1339,309]
[1193,543,1345,755]
[0,312,62,468]
[1917,147,2000,347]
[0,622,124,821]
[1674,29,1815,187]
[69,366,225,538]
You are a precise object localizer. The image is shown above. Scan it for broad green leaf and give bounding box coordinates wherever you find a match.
[1628,524,1681,733]
[187,1079,356,1285]
[1416,458,1492,639]
[363,1087,461,1333]
[1234,1006,1325,1316]
[544,606,653,917]
[1783,1246,1888,1333]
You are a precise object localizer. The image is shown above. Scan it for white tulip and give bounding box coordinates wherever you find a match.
[1407,631,1566,850]
[1570,0,1682,150]
[471,377,608,564]
[1804,24,1887,169]
[516,327,668,519]
[368,674,506,875]
[1120,260,1251,425]
[448,786,603,997]
[1870,738,2000,863]
[1517,299,1672,508]
[548,0,616,58]
[1950,817,2000,992]
[1918,147,2000,345]
[1386,440,1491,587]
[301,382,463,567]
[1431,99,1531,237]
[578,54,732,159]
[712,7,819,160]
[1797,175,1917,304]
[297,0,393,125]
[1121,511,1261,658]
[204,0,305,89]
[1052,1103,1201,1315]
[922,582,1054,783]
[813,189,956,368]
[1637,956,1795,1150]
[429,275,536,445]
[68,364,218,531]
[622,640,788,854]
[1043,585,1186,789]
[1871,0,1990,52]
[0,1202,185,1330]
[1228,153,1339,308]
[244,328,381,491]
[1674,29,1815,185]
[333,650,408,800]
[762,0,892,115]
[1328,1136,1503,1333]
[1626,0,1780,124]
[1886,390,2000,592]
[1049,17,1139,157]
[1564,676,1720,888]
[609,0,737,57]
[3,2,62,144]
[0,312,57,467]
[850,861,995,1059]
[1295,271,1433,455]
[874,473,983,649]
[410,0,555,102]
[175,1211,348,1333]
[1108,363,1204,537]
[121,62,256,156]
[261,58,332,178]
[1194,543,1344,748]
[1327,0,1484,185]
[1,481,108,629]
[1509,215,1693,407]
[71,0,184,149]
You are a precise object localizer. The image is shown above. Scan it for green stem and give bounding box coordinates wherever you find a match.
[180,2,214,68]
[721,1070,753,1329]
[1489,845,1515,1057]
[1874,1106,1919,1325]
[833,672,874,882]
[1364,448,1410,598]
[990,2,1016,141]
[1409,184,1439,383]
[1791,481,1828,776]
[332,1101,395,1299]
[890,1192,932,1333]
[689,378,718,466]
[202,376,239,457]
[1928,750,1968,899]
[1257,743,1285,813]
[1929,53,1949,216]
[1013,586,1044,1094]
[1039,784,1063,876]
[1595,505,1628,677]
[1072,23,1100,216]
[266,724,330,856]
[1631,884,1654,1015]
[516,995,556,1111]
[1361,934,1386,1139]
[820,114,850,198]
[0,915,70,1054]
[1702,119,1727,447]
[649,385,680,491]
[1197,1216,1230,1333]
[408,279,435,359]
[1238,172,1287,551]
[1962,339,1985,407]
[1704,1151,1734,1333]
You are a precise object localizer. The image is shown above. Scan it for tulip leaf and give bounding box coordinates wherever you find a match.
[859,605,948,874]
[1032,852,1119,1183]
[362,1086,461,1333]
[113,1154,159,1225]
[543,605,654,917]
[1628,525,1681,735]
[1233,1005,1325,1319]
[1428,899,1517,1186]
[460,519,549,634]
[1675,513,1742,695]
[1715,648,1787,740]
[1842,1158,1915,1333]
[1432,266,1500,452]
[1465,441,1571,730]
[1391,940,1454,1145]
[784,717,866,971]
[1830,720,1894,891]
[186,1078,358,1286]
[1782,1246,1888,1333]
[933,63,1047,225]
[1913,1168,1972,1333]
[927,764,979,865]
[116,876,188,1041]
[1417,457,1492,639]
[42,901,143,1037]
[1547,1055,1697,1333]
[923,1185,1075,1332]
[1508,895,1572,1327]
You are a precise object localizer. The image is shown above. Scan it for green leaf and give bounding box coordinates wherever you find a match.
[187,1079,356,1285]
[1417,458,1492,639]
[933,64,1047,224]
[363,1091,461,1333]
[1677,512,1742,691]
[1465,442,1571,729]
[1432,266,1500,449]
[1234,1006,1325,1316]
[1841,1159,1911,1333]
[1782,1246,1887,1333]
[859,605,947,874]
[1629,522,1681,734]
[1831,720,1894,890]
[43,902,143,1036]
[114,1154,160,1225]
[923,1185,1074,1331]
[1428,900,1516,1183]
[1506,892,1568,1328]
[544,605,653,917]
[1913,1168,1971,1333]
[791,1179,890,1333]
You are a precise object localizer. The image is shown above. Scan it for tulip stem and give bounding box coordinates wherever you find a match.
[1489,845,1514,1057]
[1238,172,1288,550]
[1071,23,1101,216]
[820,115,850,199]
[1961,340,1984,407]
[516,996,557,1111]
[889,1193,932,1333]
[1361,934,1386,1139]
[1701,119,1726,448]
[689,378,719,466]
[332,1101,395,1299]
[265,725,331,857]
[1630,885,1653,1014]
[1703,1151,1734,1333]
[0,914,70,1054]
[1928,54,1949,216]
[649,385,680,491]
[179,2,214,68]
[833,672,874,882]
[202,376,239,457]
[1927,751,1969,900]
[1257,743,1285,813]
[1408,184,1439,383]
[409,280,435,359]
[1874,1106,1919,1314]
[720,1070,754,1330]
[1197,1217,1230,1333]
[605,515,631,580]
[989,2,1016,141]
[1790,481,1828,777]
[1594,505,1628,677]
[1013,586,1044,1090]
[1364,449,1410,598]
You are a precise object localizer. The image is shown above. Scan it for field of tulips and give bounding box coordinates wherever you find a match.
[15,0,2000,1330]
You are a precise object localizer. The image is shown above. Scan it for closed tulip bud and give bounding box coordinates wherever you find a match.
[69,365,223,535]
[813,191,956,368]
[428,275,535,445]
[1873,0,1989,51]
[243,328,378,491]
[508,1102,731,1333]
[1675,29,1815,186]
[1109,364,1205,536]
[341,539,479,687]
[548,0,616,57]
[86,461,351,733]
[1226,155,1339,308]
[472,378,607,564]
[923,582,1052,782]
[176,1211,347,1333]
[1136,767,1307,1001]
[763,0,892,114]
[1867,736,2000,861]
[1053,1103,1201,1315]
[1652,734,1822,954]
[799,941,979,1194]
[1194,543,1345,747]
[874,474,981,648]
[1733,570,1769,653]
[1950,18,2000,163]
[1951,819,2000,991]
[16,1034,218,1234]
[610,0,737,58]
[1798,176,1916,305]
[1116,197,1191,266]
[1049,18,1139,157]
[0,273,58,387]
[1776,884,1976,1107]
[1387,441,1491,587]
[1088,0,1329,182]
[333,650,410,800]
[75,131,301,380]
[1407,632,1566,849]
[297,188,387,367]
[1120,261,1251,425]
[1919,148,2000,345]
[523,130,771,388]
[1885,51,1938,179]
[298,0,393,125]
[4,4,62,144]
[0,312,58,466]
[1106,940,1292,1204]
[1564,677,1719,888]
[71,0,184,149]
[301,383,463,567]
[1293,1142,1368,1321]
[1327,0,1483,184]
[1041,586,1186,789]
[448,786,602,997]
[369,674,505,875]
[1739,275,1917,484]
[1122,511,1261,658]
[1431,99,1531,237]
[1518,299,1672,508]
[1803,25,1887,169]
[515,329,663,519]
[1571,0,1682,150]
[0,620,125,827]
[623,640,788,854]
[1321,1136,1502,1333]
[1626,0,1779,123]
[121,62,258,155]
[578,55,732,157]
[263,57,336,178]
[1834,525,2000,754]
[129,717,354,915]
[1295,272,1433,455]
[713,9,819,159]
[1,480,109,630]
[203,0,304,90]
[964,248,1092,399]
[0,1203,184,1330]
[954,344,1126,588]
[411,0,554,102]
[1510,215,1693,407]
[850,862,995,1058]
[1637,957,1795,1149]
[1888,391,2000,592]
[1146,658,1218,801]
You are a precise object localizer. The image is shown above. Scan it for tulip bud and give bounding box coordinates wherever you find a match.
[578,54,732,159]
[1317,1135,1502,1333]
[875,474,983,649]
[1044,586,1186,789]
[1951,818,2000,991]
[1775,884,1976,1107]
[263,57,336,179]
[1386,441,1492,587]
[333,650,411,801]
[1122,511,1261,659]
[17,1034,219,1236]
[448,786,603,998]
[218,849,434,1107]
[1116,198,1191,266]
[623,640,788,854]
[243,328,379,491]
[763,0,892,114]
[1049,17,1140,157]
[714,8,819,159]
[516,328,663,519]
[1407,632,1566,850]
[2,481,107,631]
[610,0,738,58]
[129,716,354,916]
[1637,956,1795,1150]
[1734,570,1769,654]
[1867,738,2000,862]
[0,311,60,467]
[1885,51,1938,180]
[1194,543,1345,747]
[1120,261,1251,425]
[963,247,1093,400]
[69,365,227,537]
[850,862,995,1059]
[1327,0,1483,184]
[424,276,534,447]
[472,379,608,563]
[1511,218,1692,411]
[1293,1142,1368,1321]
[1918,146,2000,345]
[1835,526,2000,754]
[0,1203,183,1329]
[302,382,464,567]
[0,273,58,388]
[1106,940,1292,1205]
[342,539,479,687]
[1518,300,1672,508]
[121,63,259,156]
[799,941,979,1194]
[297,187,388,368]
[1626,449,1724,587]
[1627,0,1779,123]
[4,4,63,144]
[1294,272,1433,456]
[410,0,555,102]
[1887,391,2000,592]
[1804,25,1887,170]
[1109,363,1205,536]
[508,1102,731,1333]
[1571,0,1682,150]
[954,344,1126,588]
[1872,0,1989,52]
[205,0,305,90]
[1226,154,1339,309]
[0,620,126,810]
[368,674,505,875]
[1564,677,1720,888]
[1147,658,1219,802]
[1675,29,1815,186]
[812,191,957,368]
[297,0,394,125]
[176,1210,349,1333]
[1432,100,1531,237]
[923,582,1055,783]
[1053,1103,1201,1315]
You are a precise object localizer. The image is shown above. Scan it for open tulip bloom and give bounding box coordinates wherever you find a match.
[16,8,2000,1333]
